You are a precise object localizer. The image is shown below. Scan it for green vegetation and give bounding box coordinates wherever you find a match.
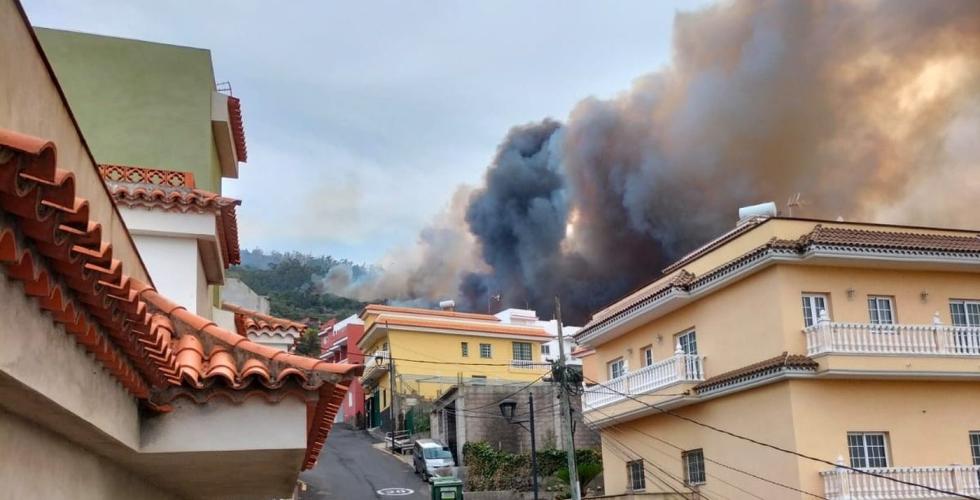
[462,442,602,496]
[228,249,369,322]
[293,328,322,358]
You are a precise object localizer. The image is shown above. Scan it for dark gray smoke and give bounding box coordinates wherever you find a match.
[327,0,980,324]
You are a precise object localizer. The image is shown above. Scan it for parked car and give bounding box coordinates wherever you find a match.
[412,439,455,481]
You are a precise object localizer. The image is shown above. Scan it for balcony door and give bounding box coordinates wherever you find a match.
[950,301,980,354]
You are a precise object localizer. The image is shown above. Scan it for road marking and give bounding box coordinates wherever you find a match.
[377,487,415,496]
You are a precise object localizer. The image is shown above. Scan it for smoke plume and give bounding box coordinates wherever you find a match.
[326,0,980,324]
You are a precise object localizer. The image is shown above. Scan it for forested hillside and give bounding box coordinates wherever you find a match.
[228,249,369,322]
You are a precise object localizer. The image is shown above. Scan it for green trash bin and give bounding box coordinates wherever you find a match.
[430,477,463,500]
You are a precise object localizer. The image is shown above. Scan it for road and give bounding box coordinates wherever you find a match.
[297,424,430,500]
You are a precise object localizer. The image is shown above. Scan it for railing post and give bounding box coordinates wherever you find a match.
[675,342,685,379]
[836,455,851,500]
[817,309,832,353]
[950,464,963,494]
[933,312,948,354]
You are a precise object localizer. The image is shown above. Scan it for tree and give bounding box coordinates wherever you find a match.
[293,328,321,358]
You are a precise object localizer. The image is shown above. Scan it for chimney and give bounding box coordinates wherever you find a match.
[439,300,456,312]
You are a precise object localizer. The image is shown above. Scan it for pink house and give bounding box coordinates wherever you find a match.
[320,315,366,426]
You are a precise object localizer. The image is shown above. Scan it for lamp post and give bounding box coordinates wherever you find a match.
[500,393,539,500]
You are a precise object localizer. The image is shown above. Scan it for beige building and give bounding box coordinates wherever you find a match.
[576,212,980,500]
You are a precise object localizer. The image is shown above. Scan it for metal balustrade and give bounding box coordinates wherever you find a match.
[583,351,703,411]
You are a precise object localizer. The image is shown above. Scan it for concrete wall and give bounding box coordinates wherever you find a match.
[222,277,270,314]
[0,409,179,500]
[0,0,149,284]
[134,235,205,317]
[34,28,223,192]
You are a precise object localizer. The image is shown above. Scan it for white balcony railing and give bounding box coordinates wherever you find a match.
[804,311,980,357]
[360,350,390,382]
[509,359,549,371]
[821,463,980,500]
[583,350,703,411]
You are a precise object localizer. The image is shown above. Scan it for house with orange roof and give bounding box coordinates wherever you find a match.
[357,302,552,431]
[0,2,359,498]
[575,205,980,499]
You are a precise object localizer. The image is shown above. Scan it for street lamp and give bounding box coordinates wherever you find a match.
[499,393,539,500]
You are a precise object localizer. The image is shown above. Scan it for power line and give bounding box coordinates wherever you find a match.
[585,399,818,500]
[583,375,977,500]
[462,373,550,411]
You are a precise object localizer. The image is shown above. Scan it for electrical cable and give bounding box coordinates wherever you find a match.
[583,375,978,500]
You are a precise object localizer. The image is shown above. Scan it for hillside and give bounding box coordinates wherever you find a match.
[228,249,368,322]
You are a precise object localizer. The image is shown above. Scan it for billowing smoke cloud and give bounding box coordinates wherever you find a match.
[326,0,980,324]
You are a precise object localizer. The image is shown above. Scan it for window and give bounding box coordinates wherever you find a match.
[348,392,353,407]
[626,459,646,491]
[951,301,980,327]
[640,346,654,367]
[683,449,706,486]
[971,432,980,466]
[677,330,698,355]
[461,342,469,357]
[382,389,387,409]
[868,297,895,325]
[512,342,532,361]
[470,375,487,385]
[541,344,551,355]
[848,432,889,468]
[802,293,829,327]
[609,358,625,379]
[480,343,492,359]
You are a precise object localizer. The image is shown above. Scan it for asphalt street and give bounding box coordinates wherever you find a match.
[297,424,430,500]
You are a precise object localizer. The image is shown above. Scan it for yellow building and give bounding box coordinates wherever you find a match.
[576,214,980,500]
[357,304,551,430]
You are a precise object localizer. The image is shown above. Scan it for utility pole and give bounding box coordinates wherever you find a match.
[528,391,539,500]
[554,297,581,500]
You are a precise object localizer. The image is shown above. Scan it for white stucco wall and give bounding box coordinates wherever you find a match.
[132,235,202,315]
[0,409,179,500]
[222,277,270,314]
[141,398,307,453]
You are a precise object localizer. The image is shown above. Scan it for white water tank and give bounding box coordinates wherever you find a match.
[738,201,777,223]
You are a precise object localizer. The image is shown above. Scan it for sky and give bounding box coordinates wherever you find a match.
[22,0,706,264]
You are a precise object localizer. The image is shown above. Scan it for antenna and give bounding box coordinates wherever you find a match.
[786,193,808,217]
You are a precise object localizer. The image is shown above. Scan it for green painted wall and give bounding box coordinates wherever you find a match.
[35,28,223,193]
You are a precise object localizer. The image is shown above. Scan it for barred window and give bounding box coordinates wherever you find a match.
[512,342,532,361]
[480,343,492,359]
[970,431,980,466]
[848,432,889,468]
[626,459,645,491]
[683,449,706,485]
[461,342,469,357]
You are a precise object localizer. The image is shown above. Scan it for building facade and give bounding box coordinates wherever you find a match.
[357,304,552,431]
[0,3,359,499]
[320,314,367,426]
[576,214,980,500]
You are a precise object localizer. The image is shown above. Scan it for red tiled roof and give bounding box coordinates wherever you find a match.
[580,224,980,340]
[99,165,241,267]
[222,301,306,335]
[0,129,359,469]
[693,353,817,393]
[227,96,247,163]
[362,303,501,322]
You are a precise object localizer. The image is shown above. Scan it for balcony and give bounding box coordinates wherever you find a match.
[821,464,980,500]
[360,350,389,384]
[509,359,550,372]
[583,353,703,411]
[804,314,980,357]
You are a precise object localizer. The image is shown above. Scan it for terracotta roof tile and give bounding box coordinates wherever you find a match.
[693,353,818,393]
[221,302,306,335]
[1,128,359,469]
[227,96,247,163]
[363,303,501,321]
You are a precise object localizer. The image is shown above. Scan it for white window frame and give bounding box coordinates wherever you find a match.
[461,342,469,357]
[609,358,625,379]
[626,459,646,491]
[541,344,551,355]
[512,342,533,361]
[950,300,980,327]
[641,346,654,367]
[848,432,890,468]
[479,343,492,359]
[683,449,706,486]
[970,431,980,466]
[802,293,829,328]
[677,330,698,355]
[868,296,896,325]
